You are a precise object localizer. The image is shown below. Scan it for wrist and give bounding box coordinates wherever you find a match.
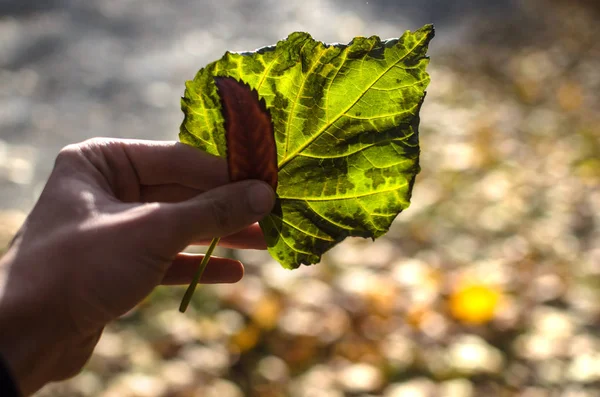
[0,249,91,395]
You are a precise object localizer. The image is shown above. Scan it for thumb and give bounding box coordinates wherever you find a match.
[153,180,275,253]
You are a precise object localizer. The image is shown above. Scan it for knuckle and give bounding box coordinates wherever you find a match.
[136,202,171,235]
[80,137,110,148]
[150,203,177,236]
[154,206,188,253]
[207,198,234,232]
[56,143,82,163]
[55,138,117,174]
[56,138,110,161]
[55,138,105,164]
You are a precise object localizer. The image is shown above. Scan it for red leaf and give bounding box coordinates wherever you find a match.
[215,76,278,190]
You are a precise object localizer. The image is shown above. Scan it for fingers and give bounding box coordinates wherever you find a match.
[77,138,231,190]
[140,188,271,249]
[140,184,201,203]
[194,223,267,249]
[121,140,229,189]
[148,180,275,254]
[161,253,244,285]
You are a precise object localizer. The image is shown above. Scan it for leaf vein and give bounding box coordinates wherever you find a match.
[278,33,429,169]
[369,77,429,92]
[256,54,282,91]
[280,183,408,201]
[283,43,324,158]
[344,104,418,120]
[271,216,316,255]
[281,218,335,242]
[303,201,355,231]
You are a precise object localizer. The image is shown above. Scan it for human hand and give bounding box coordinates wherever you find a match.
[0,138,275,395]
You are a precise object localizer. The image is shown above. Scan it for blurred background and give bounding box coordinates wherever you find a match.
[1,0,599,395]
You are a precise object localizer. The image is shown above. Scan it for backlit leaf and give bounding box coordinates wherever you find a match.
[180,25,434,269]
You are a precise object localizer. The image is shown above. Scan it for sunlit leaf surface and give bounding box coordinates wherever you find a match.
[181,25,434,268]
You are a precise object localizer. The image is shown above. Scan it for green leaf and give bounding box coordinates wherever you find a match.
[180,25,434,269]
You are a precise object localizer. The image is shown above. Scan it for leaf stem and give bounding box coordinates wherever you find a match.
[179,237,221,313]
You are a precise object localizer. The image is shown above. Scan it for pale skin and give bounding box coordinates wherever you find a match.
[0,138,276,396]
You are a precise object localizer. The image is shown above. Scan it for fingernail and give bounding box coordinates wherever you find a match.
[248,182,275,215]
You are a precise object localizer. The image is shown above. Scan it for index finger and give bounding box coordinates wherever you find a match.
[122,140,229,189]
[84,138,230,190]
